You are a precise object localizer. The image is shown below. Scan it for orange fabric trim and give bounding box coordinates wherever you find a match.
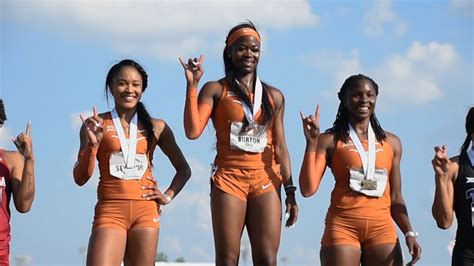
[226,28,261,47]
[299,152,326,197]
[73,144,98,185]
[184,88,213,139]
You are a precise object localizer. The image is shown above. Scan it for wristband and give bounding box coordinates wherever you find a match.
[163,193,172,204]
[405,231,418,238]
[284,185,297,195]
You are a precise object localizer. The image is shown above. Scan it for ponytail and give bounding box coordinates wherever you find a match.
[136,101,155,156]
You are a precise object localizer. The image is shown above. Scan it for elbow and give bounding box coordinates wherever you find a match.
[15,197,34,213]
[73,175,87,186]
[299,184,317,198]
[435,219,452,230]
[185,131,201,140]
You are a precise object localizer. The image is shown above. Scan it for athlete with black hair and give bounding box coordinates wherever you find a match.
[73,59,191,266]
[299,74,421,265]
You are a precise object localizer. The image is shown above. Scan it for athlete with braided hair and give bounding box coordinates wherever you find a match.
[73,59,191,266]
[179,21,297,266]
[432,107,474,265]
[0,99,35,266]
[299,74,421,265]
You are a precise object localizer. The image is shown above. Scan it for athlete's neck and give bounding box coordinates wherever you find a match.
[235,73,255,94]
[114,106,137,123]
[348,118,370,136]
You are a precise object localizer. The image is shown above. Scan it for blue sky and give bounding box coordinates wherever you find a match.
[0,0,473,265]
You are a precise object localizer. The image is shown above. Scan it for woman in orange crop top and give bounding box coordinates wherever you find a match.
[179,21,298,266]
[299,74,421,265]
[73,59,191,266]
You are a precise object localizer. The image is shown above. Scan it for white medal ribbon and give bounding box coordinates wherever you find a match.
[111,108,138,168]
[467,145,474,167]
[235,75,263,125]
[349,122,376,181]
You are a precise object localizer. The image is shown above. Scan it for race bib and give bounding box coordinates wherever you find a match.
[109,152,148,180]
[230,122,267,153]
[349,168,388,197]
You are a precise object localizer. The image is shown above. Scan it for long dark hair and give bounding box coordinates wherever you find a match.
[460,107,474,154]
[0,99,6,127]
[105,59,154,154]
[223,21,273,125]
[326,74,386,143]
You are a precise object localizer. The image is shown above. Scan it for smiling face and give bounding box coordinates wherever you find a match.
[343,79,377,121]
[229,35,260,75]
[109,66,143,111]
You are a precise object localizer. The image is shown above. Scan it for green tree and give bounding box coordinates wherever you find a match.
[155,251,168,262]
[175,256,186,262]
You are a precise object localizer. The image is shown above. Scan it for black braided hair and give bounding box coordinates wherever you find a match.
[105,59,155,155]
[326,74,387,143]
[0,99,6,127]
[460,107,474,154]
[223,21,273,126]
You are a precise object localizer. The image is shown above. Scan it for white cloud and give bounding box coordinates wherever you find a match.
[451,0,474,12]
[362,0,407,37]
[70,110,93,131]
[0,126,12,149]
[4,0,319,61]
[303,41,461,108]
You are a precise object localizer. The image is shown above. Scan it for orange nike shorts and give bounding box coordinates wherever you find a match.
[321,211,398,249]
[92,200,160,231]
[211,165,282,201]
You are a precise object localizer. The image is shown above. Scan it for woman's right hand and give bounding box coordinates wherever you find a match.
[300,104,320,145]
[79,106,104,147]
[432,145,450,177]
[178,54,205,88]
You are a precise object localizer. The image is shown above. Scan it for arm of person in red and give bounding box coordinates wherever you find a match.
[73,107,103,186]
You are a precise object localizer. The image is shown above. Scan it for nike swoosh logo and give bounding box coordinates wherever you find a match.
[153,217,160,223]
[261,183,273,190]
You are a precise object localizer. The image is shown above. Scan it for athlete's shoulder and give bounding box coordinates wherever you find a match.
[151,118,166,133]
[2,150,23,169]
[319,132,336,148]
[384,131,401,145]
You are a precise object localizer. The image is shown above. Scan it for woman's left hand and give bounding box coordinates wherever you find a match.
[142,185,171,205]
[405,235,422,265]
[284,194,298,227]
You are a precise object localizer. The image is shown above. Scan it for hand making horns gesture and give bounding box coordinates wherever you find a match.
[79,106,104,147]
[12,121,34,160]
[178,54,205,87]
[300,104,321,144]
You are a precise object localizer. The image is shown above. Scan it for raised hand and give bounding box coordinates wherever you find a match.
[432,145,450,177]
[300,104,320,144]
[79,106,104,147]
[178,54,205,88]
[12,121,34,160]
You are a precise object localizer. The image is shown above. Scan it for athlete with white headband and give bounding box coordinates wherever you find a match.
[179,21,297,266]
[299,74,421,265]
[73,59,191,266]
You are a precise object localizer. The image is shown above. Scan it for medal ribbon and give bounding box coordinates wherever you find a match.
[349,122,376,181]
[111,108,138,168]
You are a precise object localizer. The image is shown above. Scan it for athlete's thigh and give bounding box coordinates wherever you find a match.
[362,242,403,266]
[210,185,247,261]
[86,228,127,266]
[320,245,361,266]
[123,227,159,266]
[246,189,281,263]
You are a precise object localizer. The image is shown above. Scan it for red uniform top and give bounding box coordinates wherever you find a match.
[0,149,12,255]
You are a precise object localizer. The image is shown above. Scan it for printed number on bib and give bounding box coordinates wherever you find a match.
[230,122,267,153]
[109,152,148,180]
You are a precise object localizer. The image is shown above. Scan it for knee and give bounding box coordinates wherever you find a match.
[215,253,239,266]
[252,253,277,266]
